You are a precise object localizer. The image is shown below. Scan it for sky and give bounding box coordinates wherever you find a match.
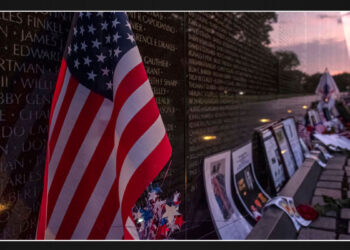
[269,12,350,75]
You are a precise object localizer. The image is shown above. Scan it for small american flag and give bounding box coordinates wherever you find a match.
[36,12,172,239]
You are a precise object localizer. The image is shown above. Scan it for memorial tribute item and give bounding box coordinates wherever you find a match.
[316,68,340,119]
[299,138,327,168]
[282,118,304,168]
[272,123,297,178]
[36,12,172,240]
[231,143,270,221]
[314,133,350,151]
[314,143,333,160]
[132,187,184,239]
[264,196,311,231]
[260,129,286,193]
[308,109,321,127]
[203,151,252,239]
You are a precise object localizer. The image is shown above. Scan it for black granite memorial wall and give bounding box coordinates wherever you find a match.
[0,12,322,239]
[0,12,73,238]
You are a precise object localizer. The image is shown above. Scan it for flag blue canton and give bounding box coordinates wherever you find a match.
[66,12,136,100]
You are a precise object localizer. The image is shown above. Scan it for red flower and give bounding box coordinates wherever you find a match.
[306,126,314,132]
[297,204,319,221]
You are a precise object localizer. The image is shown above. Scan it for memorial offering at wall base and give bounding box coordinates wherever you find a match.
[308,109,321,127]
[272,123,297,178]
[231,143,270,221]
[203,151,252,239]
[282,118,304,168]
[264,196,311,231]
[260,129,286,193]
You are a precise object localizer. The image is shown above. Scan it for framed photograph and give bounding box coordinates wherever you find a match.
[203,151,252,239]
[231,143,270,221]
[260,129,287,193]
[282,117,304,168]
[272,123,297,178]
[308,109,321,126]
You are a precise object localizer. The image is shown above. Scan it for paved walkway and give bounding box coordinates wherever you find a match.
[297,155,350,239]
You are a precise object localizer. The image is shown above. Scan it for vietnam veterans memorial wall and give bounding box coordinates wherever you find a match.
[0,12,322,239]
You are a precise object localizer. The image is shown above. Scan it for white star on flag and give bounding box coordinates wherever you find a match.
[84,56,92,66]
[112,18,120,27]
[106,81,113,89]
[101,21,108,30]
[96,53,106,63]
[113,32,121,42]
[81,41,87,51]
[92,39,101,49]
[88,70,96,80]
[88,24,96,34]
[114,47,122,57]
[126,33,135,43]
[101,67,110,76]
[74,59,79,69]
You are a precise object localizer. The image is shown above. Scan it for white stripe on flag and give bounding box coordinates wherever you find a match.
[49,69,71,139]
[48,84,90,189]
[45,225,55,239]
[72,149,116,239]
[47,99,113,237]
[113,46,142,96]
[106,209,123,239]
[118,115,165,203]
[126,216,139,240]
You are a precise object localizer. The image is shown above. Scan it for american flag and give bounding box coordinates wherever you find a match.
[36,12,172,239]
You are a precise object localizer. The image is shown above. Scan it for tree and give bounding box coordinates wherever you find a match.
[231,12,277,46]
[274,50,300,71]
[303,73,323,93]
[333,73,350,91]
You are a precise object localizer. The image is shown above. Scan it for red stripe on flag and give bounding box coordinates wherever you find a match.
[116,98,159,180]
[54,117,115,239]
[49,77,79,158]
[87,98,159,239]
[113,63,147,114]
[47,91,104,222]
[49,59,67,124]
[121,134,172,239]
[54,63,148,239]
[36,152,50,239]
[88,181,119,239]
